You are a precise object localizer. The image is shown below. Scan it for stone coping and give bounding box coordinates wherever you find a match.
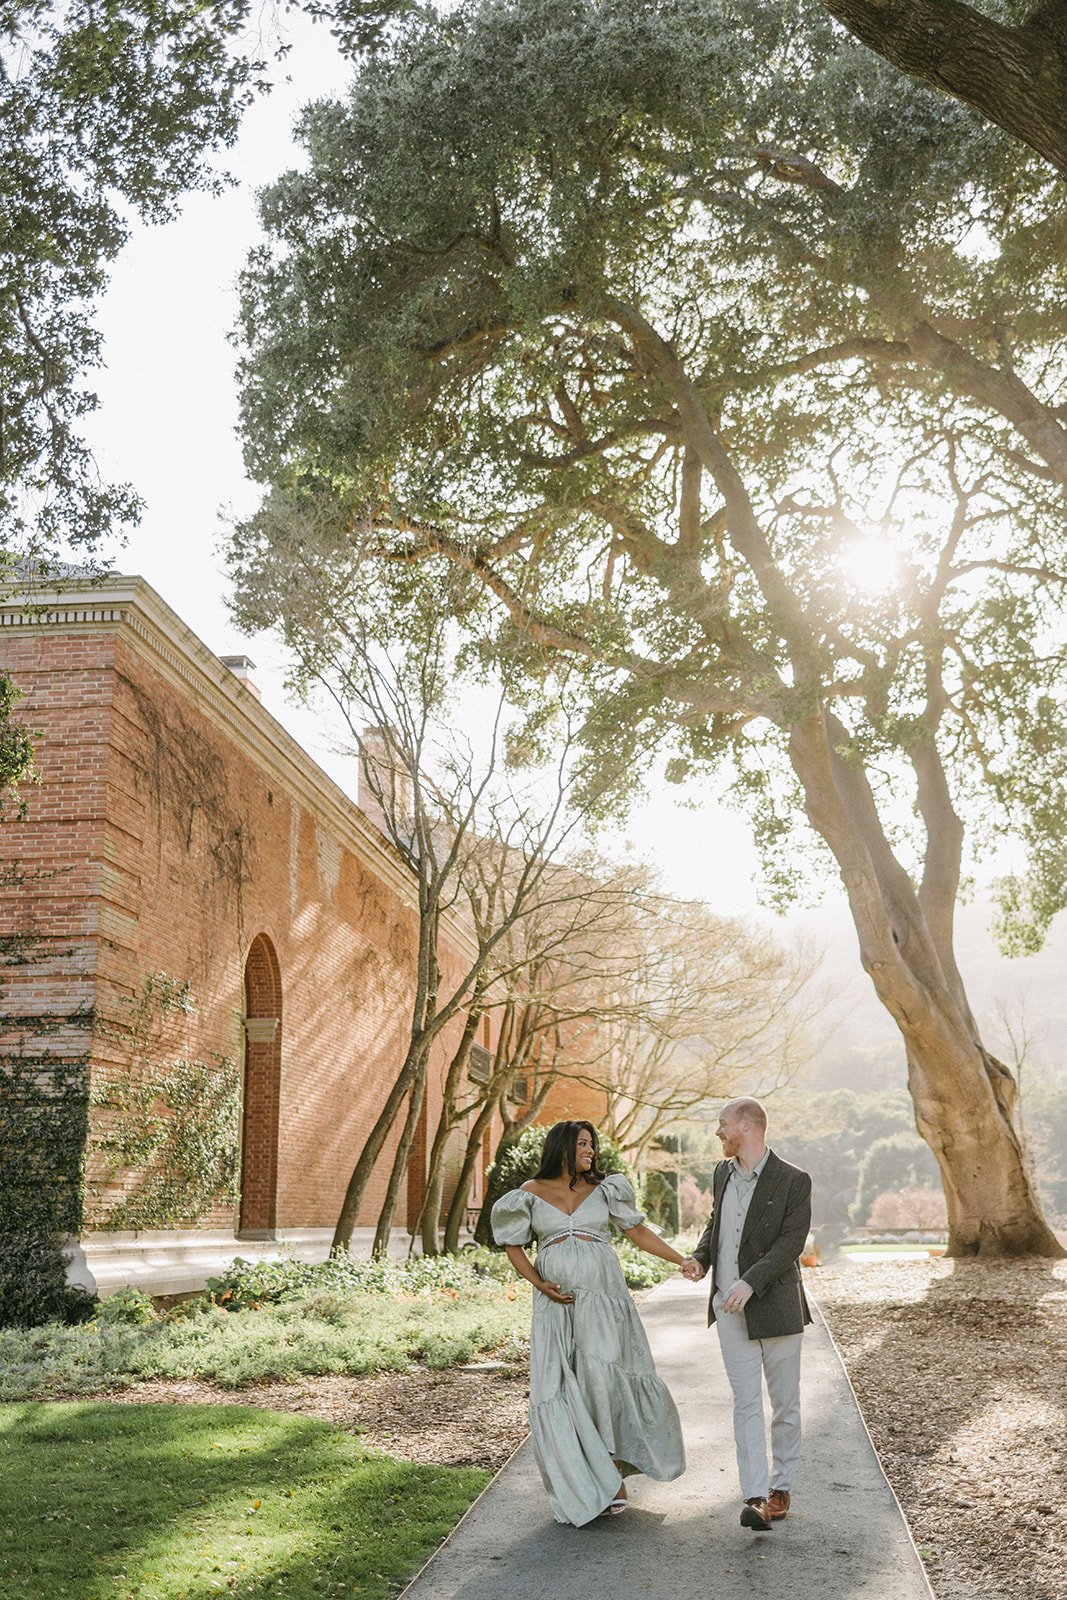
[64,1226,421,1298]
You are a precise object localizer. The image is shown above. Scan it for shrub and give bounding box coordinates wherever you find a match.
[866,1187,948,1231]
[0,1232,96,1329]
[614,1239,676,1290]
[205,1249,515,1312]
[641,1170,678,1233]
[93,1286,157,1326]
[851,1132,941,1225]
[678,1175,713,1231]
[0,1286,532,1398]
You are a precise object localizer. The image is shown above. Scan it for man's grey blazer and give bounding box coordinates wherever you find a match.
[691,1149,813,1339]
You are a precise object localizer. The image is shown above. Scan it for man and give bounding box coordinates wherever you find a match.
[681,1097,812,1532]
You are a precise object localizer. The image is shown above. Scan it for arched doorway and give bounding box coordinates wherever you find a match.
[239,934,282,1236]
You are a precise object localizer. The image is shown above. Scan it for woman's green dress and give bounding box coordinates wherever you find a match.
[492,1173,685,1526]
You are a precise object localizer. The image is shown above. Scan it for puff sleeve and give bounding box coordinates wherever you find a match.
[601,1173,645,1231]
[491,1188,536,1247]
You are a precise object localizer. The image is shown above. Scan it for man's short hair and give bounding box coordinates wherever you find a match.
[722,1096,768,1134]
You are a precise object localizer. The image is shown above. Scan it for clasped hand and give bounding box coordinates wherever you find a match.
[719,1279,753,1313]
[678,1257,704,1283]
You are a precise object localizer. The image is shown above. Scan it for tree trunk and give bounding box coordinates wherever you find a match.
[416,998,484,1254]
[788,708,1063,1257]
[418,1150,448,1258]
[820,0,1067,178]
[331,1040,426,1251]
[442,1095,498,1253]
[373,1058,430,1256]
[332,904,441,1254]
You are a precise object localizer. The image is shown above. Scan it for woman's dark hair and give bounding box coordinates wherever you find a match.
[533,1121,606,1190]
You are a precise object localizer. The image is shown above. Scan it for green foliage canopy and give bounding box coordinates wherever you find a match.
[0,0,271,558]
[232,0,1067,941]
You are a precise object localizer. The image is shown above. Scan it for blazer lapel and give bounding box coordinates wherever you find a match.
[710,1159,730,1259]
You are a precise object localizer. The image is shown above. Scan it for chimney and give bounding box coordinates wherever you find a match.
[220,655,261,701]
[358,724,413,837]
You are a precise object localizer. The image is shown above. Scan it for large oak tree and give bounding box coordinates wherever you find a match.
[0,0,276,559]
[230,0,1067,1255]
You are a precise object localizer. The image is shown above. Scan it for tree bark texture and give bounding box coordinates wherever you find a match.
[417,998,483,1254]
[373,1061,430,1256]
[821,0,1067,176]
[788,708,1062,1257]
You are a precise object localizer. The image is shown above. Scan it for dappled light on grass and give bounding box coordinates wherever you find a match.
[0,1402,488,1600]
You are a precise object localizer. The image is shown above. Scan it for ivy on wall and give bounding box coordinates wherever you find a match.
[89,973,241,1230]
[0,671,38,821]
[0,870,93,1328]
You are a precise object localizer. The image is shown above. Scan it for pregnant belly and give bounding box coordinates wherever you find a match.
[538,1234,622,1294]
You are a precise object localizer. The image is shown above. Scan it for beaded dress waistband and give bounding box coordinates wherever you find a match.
[539,1227,611,1251]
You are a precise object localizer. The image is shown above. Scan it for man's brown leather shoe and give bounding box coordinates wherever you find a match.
[768,1489,790,1520]
[740,1497,772,1531]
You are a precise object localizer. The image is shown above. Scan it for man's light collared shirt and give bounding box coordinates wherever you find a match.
[715,1148,771,1290]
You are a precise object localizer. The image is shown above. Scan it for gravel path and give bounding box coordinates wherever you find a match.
[812,1254,1067,1600]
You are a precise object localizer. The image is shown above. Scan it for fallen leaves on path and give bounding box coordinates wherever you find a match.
[813,1255,1067,1600]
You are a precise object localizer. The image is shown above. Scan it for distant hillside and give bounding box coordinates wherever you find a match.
[781,895,1067,1094]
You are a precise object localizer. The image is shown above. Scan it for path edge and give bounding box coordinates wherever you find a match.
[396,1432,532,1599]
[808,1285,937,1600]
[394,1275,678,1597]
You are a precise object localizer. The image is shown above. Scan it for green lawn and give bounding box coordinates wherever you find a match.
[0,1401,488,1600]
[838,1243,945,1256]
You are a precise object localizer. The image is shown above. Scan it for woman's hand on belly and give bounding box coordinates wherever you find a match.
[537,1279,575,1304]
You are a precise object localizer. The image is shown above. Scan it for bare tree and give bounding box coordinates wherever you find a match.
[425,855,661,1251]
[448,881,823,1246]
[589,905,820,1165]
[268,562,622,1254]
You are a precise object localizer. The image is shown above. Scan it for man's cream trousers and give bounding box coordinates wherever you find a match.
[712,1289,803,1502]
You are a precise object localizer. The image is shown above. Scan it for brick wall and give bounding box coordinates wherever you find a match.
[1,584,500,1241]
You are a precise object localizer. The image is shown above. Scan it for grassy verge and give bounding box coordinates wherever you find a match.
[838,1243,946,1255]
[0,1401,488,1600]
[0,1241,680,1401]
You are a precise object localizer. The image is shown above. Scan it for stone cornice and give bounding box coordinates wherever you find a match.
[0,573,476,955]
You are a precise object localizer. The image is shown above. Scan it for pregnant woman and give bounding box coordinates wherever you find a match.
[492,1119,688,1526]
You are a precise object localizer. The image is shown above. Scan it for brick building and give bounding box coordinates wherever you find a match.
[0,572,514,1295]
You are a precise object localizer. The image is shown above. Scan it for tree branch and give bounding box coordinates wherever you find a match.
[820,0,1067,176]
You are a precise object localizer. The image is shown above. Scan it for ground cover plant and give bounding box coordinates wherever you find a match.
[0,1267,529,1401]
[0,1400,487,1600]
[0,1247,678,1400]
